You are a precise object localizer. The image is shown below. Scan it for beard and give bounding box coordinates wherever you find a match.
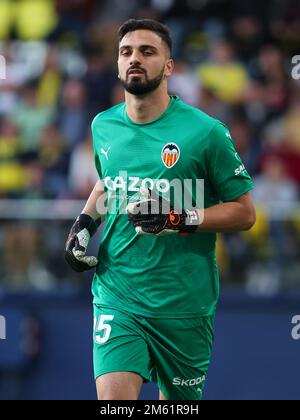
[120,67,165,96]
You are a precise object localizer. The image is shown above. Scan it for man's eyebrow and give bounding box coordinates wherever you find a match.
[119,44,158,51]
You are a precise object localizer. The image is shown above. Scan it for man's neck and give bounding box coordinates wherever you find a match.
[125,87,171,124]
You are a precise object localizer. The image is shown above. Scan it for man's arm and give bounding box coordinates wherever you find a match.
[126,188,256,236]
[65,180,106,272]
[196,192,256,232]
[127,123,256,236]
[82,180,106,221]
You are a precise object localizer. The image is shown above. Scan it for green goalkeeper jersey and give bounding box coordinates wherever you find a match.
[91,96,253,318]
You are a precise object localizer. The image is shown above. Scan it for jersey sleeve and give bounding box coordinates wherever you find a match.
[206,122,254,202]
[91,114,103,180]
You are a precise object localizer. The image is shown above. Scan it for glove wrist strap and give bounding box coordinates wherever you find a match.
[78,214,101,237]
[180,209,201,233]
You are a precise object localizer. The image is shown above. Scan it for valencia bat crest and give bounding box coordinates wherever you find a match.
[161,143,180,168]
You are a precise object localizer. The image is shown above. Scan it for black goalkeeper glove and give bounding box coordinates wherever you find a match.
[126,188,200,236]
[65,214,101,272]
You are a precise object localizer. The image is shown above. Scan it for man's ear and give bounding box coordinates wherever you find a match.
[165,58,174,78]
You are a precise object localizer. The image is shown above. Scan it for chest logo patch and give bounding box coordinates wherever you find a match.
[161,143,180,168]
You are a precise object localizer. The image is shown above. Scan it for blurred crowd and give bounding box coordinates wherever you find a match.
[0,0,300,293]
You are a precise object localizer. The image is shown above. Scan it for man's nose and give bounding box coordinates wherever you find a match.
[130,52,142,66]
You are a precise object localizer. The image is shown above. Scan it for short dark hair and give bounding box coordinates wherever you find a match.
[118,19,172,56]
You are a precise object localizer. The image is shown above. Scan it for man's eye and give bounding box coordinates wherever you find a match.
[144,51,153,55]
[121,50,130,56]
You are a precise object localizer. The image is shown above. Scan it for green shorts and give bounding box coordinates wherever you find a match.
[93,304,215,400]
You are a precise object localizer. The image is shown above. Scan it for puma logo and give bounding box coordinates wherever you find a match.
[100,146,111,160]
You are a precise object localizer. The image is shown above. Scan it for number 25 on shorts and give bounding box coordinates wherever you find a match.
[94,315,114,344]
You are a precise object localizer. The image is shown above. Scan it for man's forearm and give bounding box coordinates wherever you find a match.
[65,181,104,272]
[196,201,256,233]
[82,180,105,221]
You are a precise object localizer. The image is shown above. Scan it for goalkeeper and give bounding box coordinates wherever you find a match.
[65,18,256,401]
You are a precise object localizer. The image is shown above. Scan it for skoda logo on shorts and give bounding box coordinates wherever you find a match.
[162,143,180,169]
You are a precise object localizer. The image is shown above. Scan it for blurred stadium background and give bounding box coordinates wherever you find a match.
[0,0,300,400]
